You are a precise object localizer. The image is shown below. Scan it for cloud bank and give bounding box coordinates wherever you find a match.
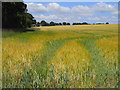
[26,2,118,24]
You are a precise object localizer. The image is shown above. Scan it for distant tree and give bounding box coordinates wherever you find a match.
[63,22,67,25]
[82,22,88,25]
[106,22,109,24]
[67,23,70,25]
[78,23,82,25]
[72,23,76,25]
[96,23,104,24]
[72,23,82,25]
[55,23,59,25]
[41,20,47,26]
[50,21,55,26]
[36,22,40,27]
[59,23,62,25]
[46,23,50,26]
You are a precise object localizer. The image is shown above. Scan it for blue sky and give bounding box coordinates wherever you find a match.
[24,0,119,2]
[24,1,118,24]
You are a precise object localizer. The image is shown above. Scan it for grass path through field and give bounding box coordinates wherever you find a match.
[80,36,117,87]
[74,30,118,87]
[29,31,118,88]
[62,30,118,87]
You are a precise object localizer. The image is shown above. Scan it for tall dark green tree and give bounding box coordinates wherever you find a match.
[2,2,36,30]
[25,13,35,28]
[2,2,26,28]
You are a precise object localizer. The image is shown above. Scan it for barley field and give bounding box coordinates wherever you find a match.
[2,24,119,88]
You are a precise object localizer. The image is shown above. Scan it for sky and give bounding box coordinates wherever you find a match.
[24,0,119,2]
[24,0,119,24]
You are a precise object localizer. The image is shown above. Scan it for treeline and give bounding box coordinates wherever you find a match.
[2,2,36,31]
[34,21,88,27]
[72,22,88,25]
[34,20,109,27]
[72,22,109,25]
[34,20,70,27]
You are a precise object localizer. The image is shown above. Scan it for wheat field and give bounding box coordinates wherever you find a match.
[2,24,119,88]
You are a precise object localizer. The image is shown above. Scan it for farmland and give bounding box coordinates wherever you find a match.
[2,24,119,88]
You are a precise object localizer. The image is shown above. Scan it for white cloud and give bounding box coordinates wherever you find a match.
[87,17,100,21]
[112,11,118,15]
[34,14,81,23]
[26,2,118,24]
[27,3,93,16]
[71,5,93,16]
[100,16,117,22]
[34,14,117,24]
[27,3,71,14]
[108,16,118,22]
[93,2,117,15]
[26,3,47,13]
[86,16,117,23]
[34,14,59,22]
[47,3,71,14]
[27,2,118,16]
[47,3,60,10]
